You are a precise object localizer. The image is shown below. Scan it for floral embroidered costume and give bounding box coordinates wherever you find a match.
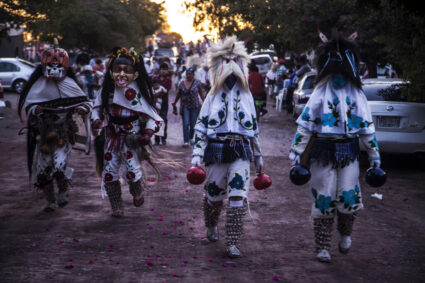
[18,42,93,212]
[191,36,264,258]
[289,31,381,262]
[91,48,163,217]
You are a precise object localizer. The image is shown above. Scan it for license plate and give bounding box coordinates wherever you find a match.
[377,116,400,128]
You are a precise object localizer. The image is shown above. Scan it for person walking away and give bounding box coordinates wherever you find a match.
[248,64,267,120]
[289,30,381,263]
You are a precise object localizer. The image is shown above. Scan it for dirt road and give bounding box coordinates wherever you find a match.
[1,91,424,282]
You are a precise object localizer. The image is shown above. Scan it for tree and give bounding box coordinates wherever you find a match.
[187,0,425,101]
[1,0,165,54]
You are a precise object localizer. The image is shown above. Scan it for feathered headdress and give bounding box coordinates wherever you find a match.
[207,36,250,95]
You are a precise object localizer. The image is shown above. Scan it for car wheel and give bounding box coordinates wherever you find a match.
[13,79,26,94]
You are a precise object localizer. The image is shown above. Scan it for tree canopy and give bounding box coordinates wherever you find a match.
[186,0,425,101]
[1,0,164,54]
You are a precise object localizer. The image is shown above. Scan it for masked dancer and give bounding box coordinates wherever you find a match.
[289,30,381,262]
[191,36,264,258]
[18,41,92,212]
[91,47,163,217]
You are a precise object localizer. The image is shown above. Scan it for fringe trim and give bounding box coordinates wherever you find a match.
[204,141,252,165]
[310,138,360,168]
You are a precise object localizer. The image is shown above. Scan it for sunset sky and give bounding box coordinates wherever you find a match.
[152,0,215,43]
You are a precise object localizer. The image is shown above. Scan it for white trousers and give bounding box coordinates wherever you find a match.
[204,158,250,202]
[102,143,142,185]
[33,142,73,184]
[309,160,364,218]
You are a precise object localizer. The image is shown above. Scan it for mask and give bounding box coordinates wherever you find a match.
[41,48,69,81]
[110,64,138,88]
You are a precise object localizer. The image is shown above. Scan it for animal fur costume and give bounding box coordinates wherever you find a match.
[91,47,163,217]
[191,36,264,258]
[18,43,93,212]
[289,30,381,262]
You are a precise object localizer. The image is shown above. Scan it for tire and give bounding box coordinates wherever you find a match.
[13,79,26,94]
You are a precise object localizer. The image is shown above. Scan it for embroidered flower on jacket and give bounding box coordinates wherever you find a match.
[347,114,364,129]
[301,107,310,121]
[125,88,137,101]
[126,151,133,159]
[322,113,338,127]
[292,133,303,146]
[228,173,245,190]
[369,136,379,151]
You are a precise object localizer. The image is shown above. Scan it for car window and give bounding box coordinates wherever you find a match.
[252,57,271,65]
[18,59,35,68]
[363,82,408,101]
[155,49,174,57]
[302,75,315,89]
[0,62,20,72]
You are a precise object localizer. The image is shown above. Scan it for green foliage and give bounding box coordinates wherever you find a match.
[1,0,164,54]
[187,0,425,101]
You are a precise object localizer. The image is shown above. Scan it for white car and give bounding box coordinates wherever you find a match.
[0,80,5,119]
[292,70,317,118]
[363,78,425,154]
[0,58,35,94]
[250,54,273,77]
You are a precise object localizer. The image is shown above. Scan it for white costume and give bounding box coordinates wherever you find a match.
[191,36,264,258]
[22,72,92,212]
[289,31,381,262]
[91,81,163,197]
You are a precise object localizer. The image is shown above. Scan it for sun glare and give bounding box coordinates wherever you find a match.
[152,0,216,43]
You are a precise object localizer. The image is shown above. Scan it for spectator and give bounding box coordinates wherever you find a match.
[285,55,311,113]
[172,67,205,146]
[92,58,104,73]
[248,63,267,120]
[152,77,168,145]
[152,63,172,145]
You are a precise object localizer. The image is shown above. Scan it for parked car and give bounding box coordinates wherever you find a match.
[250,54,273,77]
[291,70,317,118]
[0,80,5,119]
[0,58,35,94]
[249,49,277,59]
[152,48,178,64]
[362,78,425,154]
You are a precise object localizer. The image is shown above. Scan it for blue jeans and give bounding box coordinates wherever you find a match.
[182,106,200,143]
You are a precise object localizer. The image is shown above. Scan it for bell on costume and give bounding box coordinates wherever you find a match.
[289,165,311,186]
[365,167,387,187]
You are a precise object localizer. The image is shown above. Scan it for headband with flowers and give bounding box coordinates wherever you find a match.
[112,47,139,64]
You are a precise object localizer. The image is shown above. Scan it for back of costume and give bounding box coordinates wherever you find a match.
[289,31,381,262]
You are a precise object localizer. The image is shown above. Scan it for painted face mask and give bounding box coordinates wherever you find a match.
[41,48,69,81]
[110,61,138,88]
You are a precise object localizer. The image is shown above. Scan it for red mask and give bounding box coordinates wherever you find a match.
[41,48,69,81]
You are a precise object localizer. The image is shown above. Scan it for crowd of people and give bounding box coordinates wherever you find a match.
[17,31,383,262]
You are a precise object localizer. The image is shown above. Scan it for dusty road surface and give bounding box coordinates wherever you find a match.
[1,91,425,283]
